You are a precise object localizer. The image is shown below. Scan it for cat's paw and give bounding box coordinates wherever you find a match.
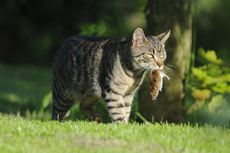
[88,113,102,123]
[93,114,102,123]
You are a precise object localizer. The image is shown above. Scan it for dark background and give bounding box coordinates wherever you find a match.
[0,0,229,65]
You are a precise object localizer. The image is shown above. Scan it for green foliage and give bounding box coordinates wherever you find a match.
[198,48,223,64]
[80,21,110,36]
[187,49,230,126]
[41,91,52,110]
[1,114,230,153]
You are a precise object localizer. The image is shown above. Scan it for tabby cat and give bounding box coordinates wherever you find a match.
[52,28,170,123]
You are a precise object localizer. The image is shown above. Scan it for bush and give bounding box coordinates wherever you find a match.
[186,48,230,126]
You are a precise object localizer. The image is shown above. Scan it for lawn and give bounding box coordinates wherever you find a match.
[1,115,230,153]
[0,64,230,153]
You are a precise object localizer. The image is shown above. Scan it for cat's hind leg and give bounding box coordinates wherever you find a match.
[52,83,73,121]
[79,93,101,122]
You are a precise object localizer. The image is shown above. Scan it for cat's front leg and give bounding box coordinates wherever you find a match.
[123,94,134,122]
[104,93,127,123]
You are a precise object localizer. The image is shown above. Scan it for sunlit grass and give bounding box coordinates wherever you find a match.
[0,114,230,153]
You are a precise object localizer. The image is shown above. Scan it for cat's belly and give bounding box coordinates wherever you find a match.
[73,82,102,98]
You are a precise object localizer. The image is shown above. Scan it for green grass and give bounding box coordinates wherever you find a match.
[1,115,230,153]
[0,63,230,153]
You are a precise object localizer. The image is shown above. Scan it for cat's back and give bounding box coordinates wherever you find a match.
[71,35,108,42]
[53,35,111,91]
[64,35,109,49]
[55,35,108,56]
[54,35,109,66]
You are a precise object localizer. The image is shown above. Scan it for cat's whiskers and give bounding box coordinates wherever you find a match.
[166,64,177,69]
[165,48,175,52]
[137,67,148,75]
[162,65,175,77]
[136,66,152,76]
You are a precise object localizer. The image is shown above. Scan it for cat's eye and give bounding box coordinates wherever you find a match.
[143,53,153,60]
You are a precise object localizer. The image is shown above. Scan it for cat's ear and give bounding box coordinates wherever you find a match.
[157,30,171,44]
[132,28,147,47]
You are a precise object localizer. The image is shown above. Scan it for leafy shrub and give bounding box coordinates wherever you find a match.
[186,48,230,126]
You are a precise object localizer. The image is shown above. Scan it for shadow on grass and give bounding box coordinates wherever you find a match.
[0,64,51,118]
[0,96,36,114]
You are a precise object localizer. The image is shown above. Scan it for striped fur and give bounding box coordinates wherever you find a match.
[52,28,170,123]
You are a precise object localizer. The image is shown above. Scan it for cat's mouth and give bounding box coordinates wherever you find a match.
[150,65,163,71]
[157,66,164,70]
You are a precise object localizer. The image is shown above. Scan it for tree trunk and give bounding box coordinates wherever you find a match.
[138,0,192,123]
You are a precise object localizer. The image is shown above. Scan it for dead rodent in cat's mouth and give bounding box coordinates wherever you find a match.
[150,70,169,100]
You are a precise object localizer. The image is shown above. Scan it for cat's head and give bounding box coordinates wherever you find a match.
[131,28,170,72]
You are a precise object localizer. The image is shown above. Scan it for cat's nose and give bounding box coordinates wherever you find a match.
[156,61,164,70]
